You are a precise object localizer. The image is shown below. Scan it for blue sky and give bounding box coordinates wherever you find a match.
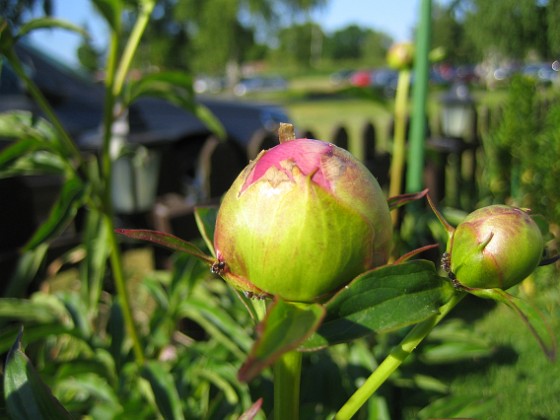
[29,0,426,66]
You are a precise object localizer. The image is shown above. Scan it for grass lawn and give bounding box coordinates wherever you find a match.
[399,267,560,419]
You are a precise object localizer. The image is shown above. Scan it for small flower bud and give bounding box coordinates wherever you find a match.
[213,138,392,302]
[449,205,544,289]
[386,42,414,70]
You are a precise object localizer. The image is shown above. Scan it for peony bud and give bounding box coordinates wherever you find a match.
[386,42,414,70]
[213,138,392,302]
[448,205,544,290]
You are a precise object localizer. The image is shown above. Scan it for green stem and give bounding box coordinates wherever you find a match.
[97,2,156,367]
[334,292,465,420]
[100,31,146,365]
[106,214,145,365]
[274,350,303,420]
[389,69,411,226]
[113,0,156,96]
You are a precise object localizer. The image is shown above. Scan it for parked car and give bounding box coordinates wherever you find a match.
[0,42,291,270]
[522,62,558,85]
[370,68,399,96]
[349,70,372,87]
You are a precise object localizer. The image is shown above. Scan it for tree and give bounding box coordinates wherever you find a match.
[273,21,324,67]
[457,0,550,61]
[132,0,326,76]
[320,24,391,66]
[431,1,475,64]
[546,0,560,57]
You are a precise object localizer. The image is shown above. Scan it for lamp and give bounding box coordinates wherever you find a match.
[440,83,476,140]
[110,109,162,214]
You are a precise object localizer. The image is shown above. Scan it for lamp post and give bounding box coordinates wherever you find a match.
[440,83,476,141]
[437,82,478,208]
[426,83,478,207]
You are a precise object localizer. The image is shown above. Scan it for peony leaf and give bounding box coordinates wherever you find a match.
[468,287,557,361]
[3,328,73,419]
[23,176,88,251]
[301,260,455,350]
[387,189,429,210]
[115,228,214,264]
[239,398,263,420]
[142,361,185,420]
[238,299,325,382]
[17,17,88,39]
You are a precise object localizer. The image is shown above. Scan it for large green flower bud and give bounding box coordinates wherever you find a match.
[448,205,544,289]
[213,138,393,302]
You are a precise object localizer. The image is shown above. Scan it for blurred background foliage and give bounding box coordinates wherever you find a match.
[4,0,560,75]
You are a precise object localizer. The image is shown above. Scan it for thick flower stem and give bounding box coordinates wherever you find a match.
[335,292,465,420]
[389,69,412,226]
[273,349,303,420]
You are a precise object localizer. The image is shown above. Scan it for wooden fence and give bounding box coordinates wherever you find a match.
[152,105,505,241]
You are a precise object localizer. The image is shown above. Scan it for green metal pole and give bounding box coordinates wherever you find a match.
[406,0,432,193]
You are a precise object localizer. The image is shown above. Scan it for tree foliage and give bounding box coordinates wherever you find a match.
[130,0,326,74]
[433,0,554,63]
[323,24,391,62]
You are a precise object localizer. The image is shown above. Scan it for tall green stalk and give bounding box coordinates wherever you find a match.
[388,69,412,225]
[406,0,432,194]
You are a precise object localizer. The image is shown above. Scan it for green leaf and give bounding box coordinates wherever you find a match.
[468,287,557,360]
[0,151,67,177]
[421,340,495,363]
[92,0,123,31]
[191,103,227,141]
[0,324,72,355]
[3,328,73,420]
[420,319,495,363]
[0,111,58,142]
[177,297,252,357]
[115,228,214,264]
[126,71,194,103]
[0,298,64,323]
[238,299,325,382]
[81,209,111,310]
[191,366,240,405]
[0,18,16,51]
[142,361,185,420]
[194,206,218,257]
[0,138,43,168]
[301,260,455,350]
[0,113,71,176]
[418,394,496,420]
[387,189,429,210]
[125,72,226,140]
[23,176,88,250]
[239,398,263,420]
[17,17,88,39]
[3,244,49,297]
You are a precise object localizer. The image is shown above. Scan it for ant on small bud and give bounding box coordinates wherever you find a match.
[211,261,226,276]
[441,252,462,289]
